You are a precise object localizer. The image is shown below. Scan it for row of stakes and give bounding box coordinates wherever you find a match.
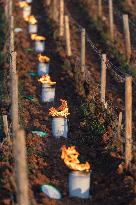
[18,0,91,200]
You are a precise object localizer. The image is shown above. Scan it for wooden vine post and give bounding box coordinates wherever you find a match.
[52,0,59,22]
[125,76,132,168]
[11,52,19,136]
[7,0,11,20]
[46,0,51,6]
[59,0,64,37]
[14,129,29,205]
[10,16,14,53]
[100,54,107,104]
[9,16,18,136]
[117,112,122,139]
[117,112,123,151]
[123,14,131,61]
[65,15,72,56]
[127,0,132,6]
[109,0,114,41]
[2,115,10,142]
[5,0,9,20]
[9,0,12,21]
[81,28,86,74]
[98,0,102,18]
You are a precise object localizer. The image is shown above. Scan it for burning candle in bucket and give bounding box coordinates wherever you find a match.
[38,75,56,102]
[37,54,50,76]
[49,99,70,138]
[61,145,91,199]
[18,2,32,19]
[31,34,46,53]
[26,15,38,34]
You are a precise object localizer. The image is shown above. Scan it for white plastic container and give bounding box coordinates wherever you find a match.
[23,6,31,18]
[42,84,55,102]
[38,62,49,76]
[28,24,38,34]
[69,171,91,199]
[52,117,68,138]
[26,0,33,3]
[35,41,45,53]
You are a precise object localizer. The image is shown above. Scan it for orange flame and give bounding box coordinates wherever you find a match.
[38,75,56,85]
[38,54,50,63]
[61,145,90,172]
[24,16,29,21]
[18,1,29,8]
[31,34,45,41]
[26,15,37,24]
[49,99,70,118]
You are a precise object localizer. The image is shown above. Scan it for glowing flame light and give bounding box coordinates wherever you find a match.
[61,145,90,172]
[26,15,37,24]
[18,1,29,8]
[38,54,50,63]
[38,75,56,85]
[49,99,70,118]
[31,34,46,41]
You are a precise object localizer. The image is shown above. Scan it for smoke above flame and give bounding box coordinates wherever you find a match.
[61,145,90,172]
[31,34,46,41]
[38,54,50,63]
[38,75,56,85]
[49,99,70,118]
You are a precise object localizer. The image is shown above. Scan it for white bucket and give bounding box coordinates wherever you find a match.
[38,62,49,76]
[26,0,33,3]
[35,41,45,53]
[23,6,31,18]
[42,84,55,102]
[28,24,38,34]
[69,171,91,199]
[52,117,68,138]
